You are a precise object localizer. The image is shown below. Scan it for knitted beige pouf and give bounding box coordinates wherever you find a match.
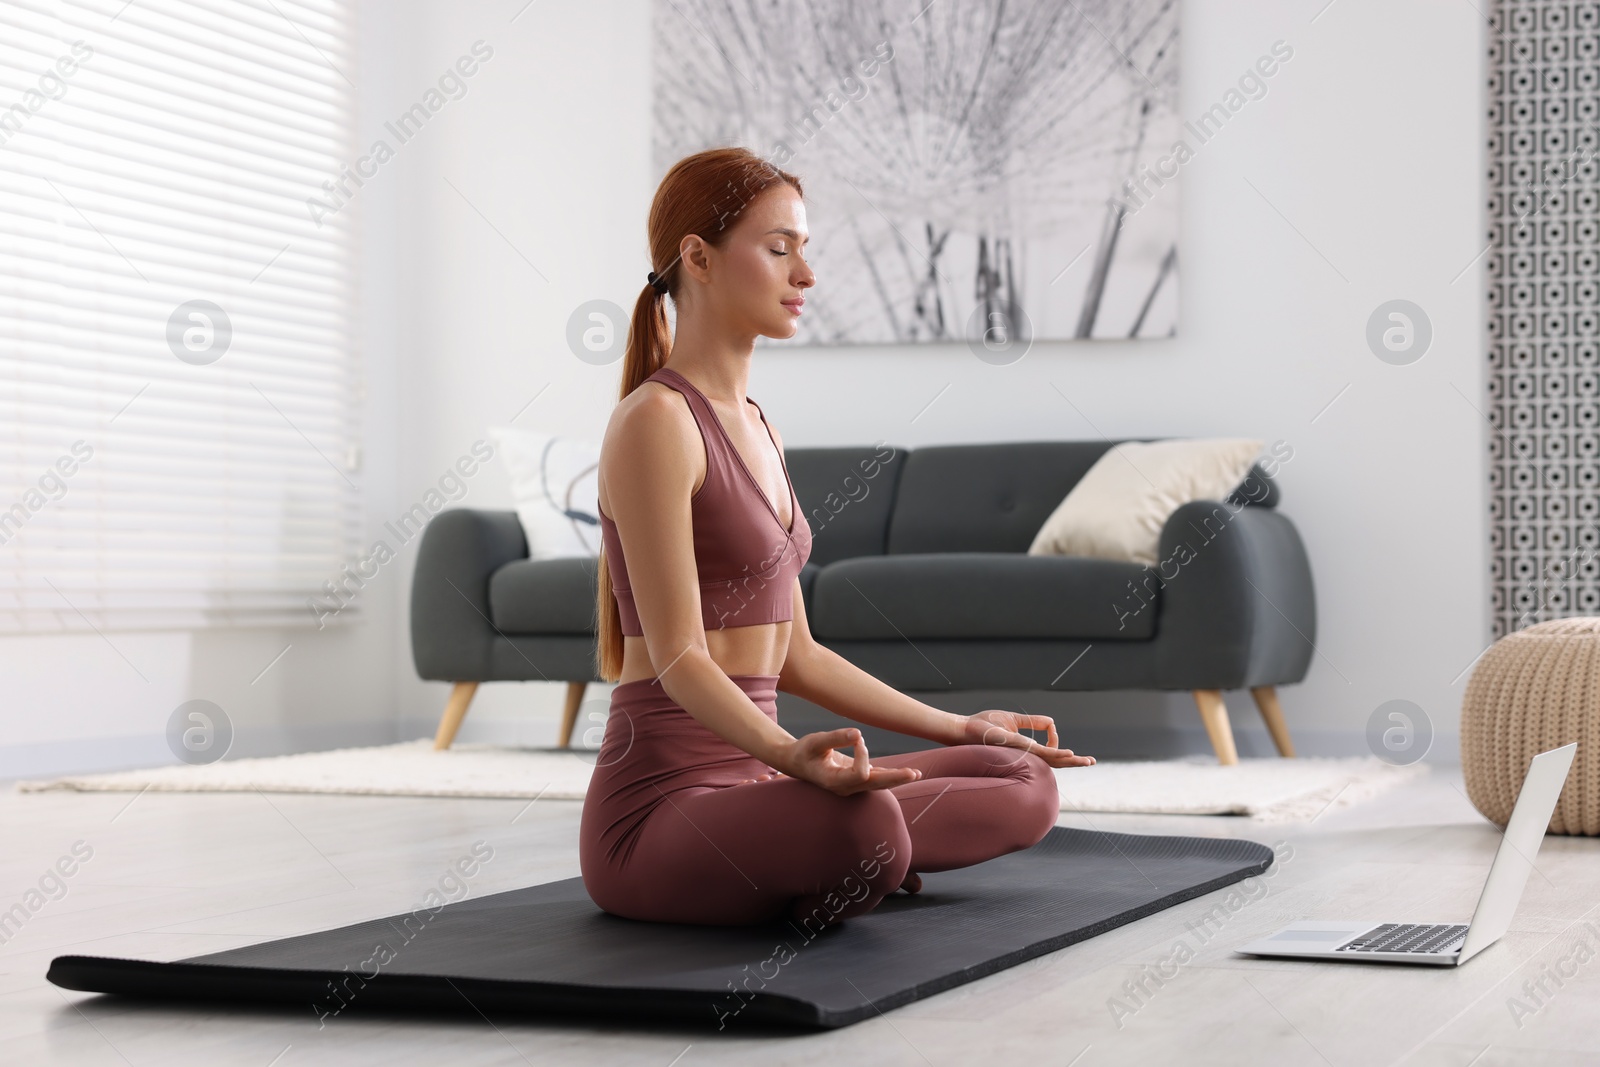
[1461,618,1600,835]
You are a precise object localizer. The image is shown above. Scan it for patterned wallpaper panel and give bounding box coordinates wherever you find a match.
[1488,1,1600,637]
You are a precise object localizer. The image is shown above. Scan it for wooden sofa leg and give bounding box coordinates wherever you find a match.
[433,682,479,751]
[1192,689,1239,766]
[1250,685,1297,757]
[558,681,586,748]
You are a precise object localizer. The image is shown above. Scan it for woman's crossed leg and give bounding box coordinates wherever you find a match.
[595,744,1058,927]
[874,743,1060,873]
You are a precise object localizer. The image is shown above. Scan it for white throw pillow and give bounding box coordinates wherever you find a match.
[487,425,601,559]
[1027,438,1264,566]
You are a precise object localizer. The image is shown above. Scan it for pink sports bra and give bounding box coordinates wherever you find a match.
[598,366,813,635]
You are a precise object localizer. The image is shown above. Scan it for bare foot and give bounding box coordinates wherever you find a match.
[899,871,922,895]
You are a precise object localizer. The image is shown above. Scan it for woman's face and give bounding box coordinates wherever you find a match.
[692,184,815,339]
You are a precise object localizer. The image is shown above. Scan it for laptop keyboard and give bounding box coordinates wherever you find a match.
[1335,923,1469,955]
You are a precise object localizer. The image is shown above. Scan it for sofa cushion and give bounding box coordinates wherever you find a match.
[786,445,904,565]
[486,425,602,559]
[885,441,1279,556]
[808,554,1158,641]
[1027,438,1264,567]
[488,556,598,634]
[799,560,821,613]
[1229,462,1279,508]
[886,442,1120,554]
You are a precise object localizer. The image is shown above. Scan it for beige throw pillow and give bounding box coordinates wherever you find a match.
[1027,438,1265,566]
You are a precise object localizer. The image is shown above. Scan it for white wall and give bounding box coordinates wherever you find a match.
[383,0,656,744]
[2,0,1488,776]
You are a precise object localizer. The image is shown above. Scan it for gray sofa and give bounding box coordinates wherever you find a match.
[410,439,1316,764]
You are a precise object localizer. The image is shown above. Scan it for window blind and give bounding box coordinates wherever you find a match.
[0,0,362,632]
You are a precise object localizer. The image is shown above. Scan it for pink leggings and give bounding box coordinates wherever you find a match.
[578,674,1060,927]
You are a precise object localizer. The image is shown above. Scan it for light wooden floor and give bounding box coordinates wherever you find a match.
[1,763,1597,1066]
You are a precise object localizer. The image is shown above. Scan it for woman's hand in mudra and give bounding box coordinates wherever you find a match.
[755,728,923,797]
[963,710,1096,768]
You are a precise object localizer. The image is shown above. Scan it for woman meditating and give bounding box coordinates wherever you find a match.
[580,146,1095,929]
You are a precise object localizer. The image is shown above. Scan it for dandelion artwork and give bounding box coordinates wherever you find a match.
[652,0,1181,346]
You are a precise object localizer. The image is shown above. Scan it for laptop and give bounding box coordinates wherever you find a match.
[1236,742,1577,966]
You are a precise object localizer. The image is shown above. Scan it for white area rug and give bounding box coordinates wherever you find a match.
[15,741,1429,822]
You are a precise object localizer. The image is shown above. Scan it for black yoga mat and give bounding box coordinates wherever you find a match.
[50,826,1273,1030]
